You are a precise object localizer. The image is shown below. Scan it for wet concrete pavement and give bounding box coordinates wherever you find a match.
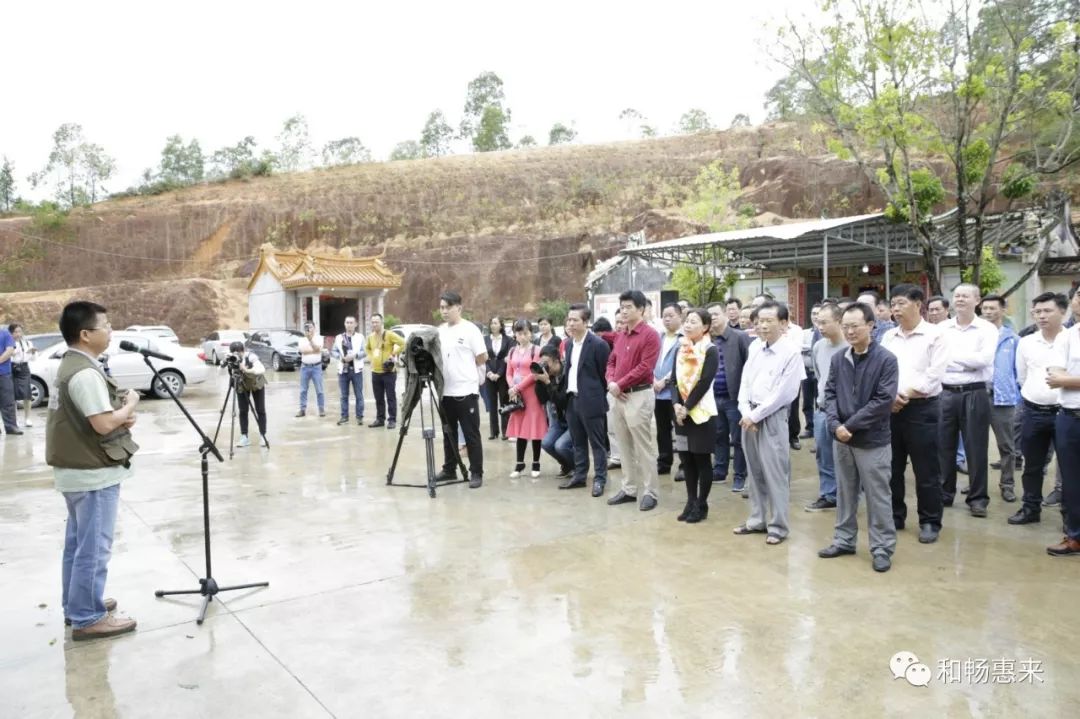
[2,368,1077,717]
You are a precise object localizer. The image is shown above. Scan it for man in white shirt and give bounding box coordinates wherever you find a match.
[296,322,326,418]
[332,316,366,426]
[733,301,805,545]
[1046,316,1080,556]
[938,284,998,517]
[434,290,488,489]
[880,283,948,543]
[1010,292,1069,526]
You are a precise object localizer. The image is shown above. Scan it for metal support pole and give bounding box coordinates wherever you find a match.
[823,233,829,299]
[885,235,891,297]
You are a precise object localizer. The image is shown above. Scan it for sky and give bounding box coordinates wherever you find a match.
[2,0,814,200]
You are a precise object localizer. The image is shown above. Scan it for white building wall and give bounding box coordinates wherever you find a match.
[249,273,287,329]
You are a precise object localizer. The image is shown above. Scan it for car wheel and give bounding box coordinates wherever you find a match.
[152,370,185,399]
[271,353,282,371]
[211,350,220,366]
[30,377,47,408]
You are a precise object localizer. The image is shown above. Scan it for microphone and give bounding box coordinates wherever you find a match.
[119,340,174,362]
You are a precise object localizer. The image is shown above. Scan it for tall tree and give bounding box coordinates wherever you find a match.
[321,137,371,166]
[0,156,14,211]
[472,105,512,152]
[460,71,508,139]
[548,122,577,145]
[158,135,205,185]
[210,136,273,178]
[29,123,116,207]
[730,113,752,128]
[677,108,713,134]
[275,114,314,172]
[419,110,454,157]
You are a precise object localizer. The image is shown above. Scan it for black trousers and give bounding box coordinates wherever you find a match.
[485,378,509,438]
[679,451,714,504]
[238,388,267,436]
[441,394,483,478]
[1019,404,1058,513]
[566,396,608,484]
[655,398,675,472]
[371,371,398,423]
[890,397,944,530]
[939,387,991,508]
[788,397,801,442]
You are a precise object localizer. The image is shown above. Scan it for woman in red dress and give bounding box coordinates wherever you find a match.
[506,319,549,477]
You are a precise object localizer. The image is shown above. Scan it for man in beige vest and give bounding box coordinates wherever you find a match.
[46,301,140,641]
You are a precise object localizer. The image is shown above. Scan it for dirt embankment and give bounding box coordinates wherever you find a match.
[0,122,888,338]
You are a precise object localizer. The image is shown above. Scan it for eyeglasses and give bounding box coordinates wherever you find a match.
[86,322,112,332]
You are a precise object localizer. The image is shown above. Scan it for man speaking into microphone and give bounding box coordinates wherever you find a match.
[47,301,140,641]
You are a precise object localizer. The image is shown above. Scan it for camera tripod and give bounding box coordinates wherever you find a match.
[212,368,269,459]
[386,373,468,498]
[142,355,268,624]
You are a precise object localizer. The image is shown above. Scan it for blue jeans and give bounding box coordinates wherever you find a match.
[542,415,573,469]
[299,364,325,412]
[713,397,746,482]
[62,484,120,629]
[957,436,966,465]
[338,370,364,419]
[813,410,837,501]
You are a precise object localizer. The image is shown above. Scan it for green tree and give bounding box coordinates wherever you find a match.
[961,246,1005,296]
[420,110,454,157]
[472,105,512,152]
[210,136,273,179]
[535,299,570,325]
[682,161,751,232]
[677,108,712,134]
[618,107,657,138]
[389,141,423,161]
[517,135,537,148]
[460,71,508,139]
[667,264,733,306]
[321,137,371,166]
[548,122,577,145]
[729,113,751,128]
[275,114,313,172]
[29,123,116,207]
[158,135,204,185]
[0,156,14,211]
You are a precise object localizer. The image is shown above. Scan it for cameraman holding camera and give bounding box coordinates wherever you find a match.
[365,313,405,429]
[227,341,268,448]
[533,345,574,480]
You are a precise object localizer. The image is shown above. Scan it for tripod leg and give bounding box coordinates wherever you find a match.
[212,379,233,447]
[216,581,271,592]
[386,408,413,484]
[196,594,213,625]
[155,588,205,597]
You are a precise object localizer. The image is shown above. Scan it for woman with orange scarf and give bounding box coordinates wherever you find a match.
[671,308,720,523]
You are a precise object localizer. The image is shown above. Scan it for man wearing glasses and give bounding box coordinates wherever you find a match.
[46,302,140,640]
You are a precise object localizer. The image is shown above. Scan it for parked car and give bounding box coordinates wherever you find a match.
[125,325,180,343]
[28,332,209,408]
[388,324,430,343]
[26,333,64,352]
[201,330,250,365]
[245,329,330,371]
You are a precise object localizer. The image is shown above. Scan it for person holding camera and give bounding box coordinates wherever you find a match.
[296,321,326,418]
[534,344,573,477]
[506,319,549,477]
[333,316,366,426]
[227,341,268,447]
[365,313,405,429]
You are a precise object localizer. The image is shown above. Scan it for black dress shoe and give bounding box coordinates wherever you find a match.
[559,478,586,490]
[1007,508,1041,525]
[386,421,396,430]
[872,554,892,572]
[942,498,954,508]
[488,434,498,440]
[658,466,671,475]
[6,429,23,436]
[674,468,685,482]
[607,490,636,506]
[799,430,814,439]
[684,502,704,523]
[591,480,605,497]
[639,494,657,511]
[369,420,385,428]
[790,439,802,450]
[970,505,988,518]
[918,524,939,543]
[677,501,693,521]
[991,460,1002,470]
[434,470,458,482]
[1001,486,1017,503]
[817,544,856,558]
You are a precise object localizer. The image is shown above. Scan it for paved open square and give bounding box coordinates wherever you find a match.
[2,369,1077,717]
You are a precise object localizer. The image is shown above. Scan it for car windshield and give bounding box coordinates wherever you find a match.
[270,332,300,345]
[219,331,246,341]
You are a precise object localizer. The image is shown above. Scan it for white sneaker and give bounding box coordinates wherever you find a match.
[530,470,541,478]
[237,435,250,448]
[509,470,522,478]
[24,419,33,427]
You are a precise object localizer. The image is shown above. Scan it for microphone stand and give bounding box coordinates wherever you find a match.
[139,355,269,624]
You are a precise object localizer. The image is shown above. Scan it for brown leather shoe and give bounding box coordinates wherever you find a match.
[71,612,136,641]
[1046,537,1080,557]
[65,597,117,626]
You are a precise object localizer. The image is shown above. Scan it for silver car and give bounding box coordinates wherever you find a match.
[201,329,250,365]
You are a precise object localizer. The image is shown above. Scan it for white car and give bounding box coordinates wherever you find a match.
[201,329,250,365]
[28,332,209,408]
[125,325,180,343]
[388,324,430,343]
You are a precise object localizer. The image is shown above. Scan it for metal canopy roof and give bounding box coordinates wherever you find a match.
[619,213,934,270]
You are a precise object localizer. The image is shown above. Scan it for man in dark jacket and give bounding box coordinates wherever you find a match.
[706,303,752,491]
[818,303,899,573]
[560,304,612,496]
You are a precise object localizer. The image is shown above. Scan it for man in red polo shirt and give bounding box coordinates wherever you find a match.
[606,290,662,510]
